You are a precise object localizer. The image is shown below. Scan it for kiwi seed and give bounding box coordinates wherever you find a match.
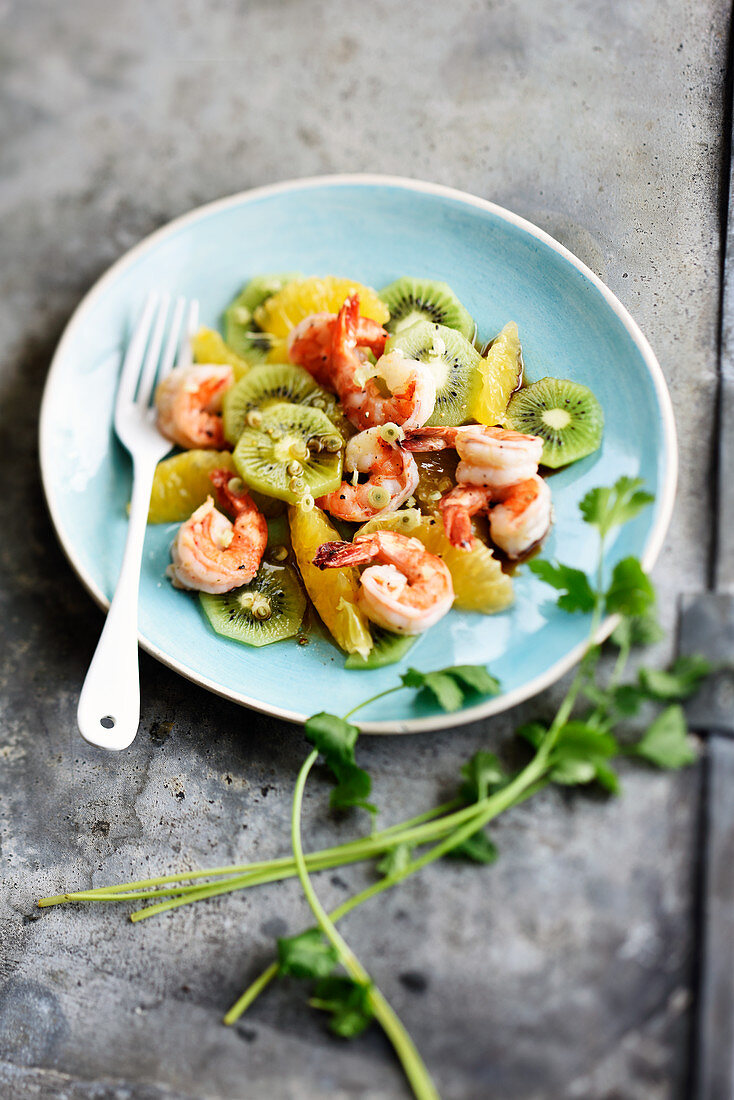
[200,561,306,647]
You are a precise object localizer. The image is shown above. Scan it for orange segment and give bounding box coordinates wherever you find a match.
[192,327,250,380]
[472,321,523,426]
[288,504,372,658]
[148,450,283,523]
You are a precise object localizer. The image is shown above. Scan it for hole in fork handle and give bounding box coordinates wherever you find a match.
[100,716,116,729]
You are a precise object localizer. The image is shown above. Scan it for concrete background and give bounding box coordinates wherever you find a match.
[0,0,727,1096]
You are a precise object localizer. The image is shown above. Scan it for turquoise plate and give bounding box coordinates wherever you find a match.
[39,176,677,733]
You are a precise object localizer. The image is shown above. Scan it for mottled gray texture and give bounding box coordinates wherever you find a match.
[0,0,725,1097]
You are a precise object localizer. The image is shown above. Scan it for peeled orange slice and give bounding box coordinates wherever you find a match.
[472,321,523,426]
[147,449,284,523]
[148,450,237,523]
[255,276,389,363]
[192,328,250,381]
[288,504,372,658]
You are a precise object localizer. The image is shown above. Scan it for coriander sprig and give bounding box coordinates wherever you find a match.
[36,477,709,1100]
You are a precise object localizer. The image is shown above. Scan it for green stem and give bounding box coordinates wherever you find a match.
[342,684,405,721]
[292,750,439,1100]
[37,799,463,910]
[225,778,548,1025]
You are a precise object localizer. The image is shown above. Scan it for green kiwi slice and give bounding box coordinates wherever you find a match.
[233,402,343,505]
[344,624,418,669]
[380,277,475,340]
[505,377,604,468]
[224,273,300,363]
[223,363,337,445]
[387,321,483,426]
[199,561,306,647]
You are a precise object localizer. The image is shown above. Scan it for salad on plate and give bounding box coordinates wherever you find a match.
[148,274,604,669]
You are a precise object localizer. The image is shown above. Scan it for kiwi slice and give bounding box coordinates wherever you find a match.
[233,402,343,506]
[380,277,475,340]
[344,624,418,670]
[224,273,300,364]
[387,321,482,426]
[199,561,306,647]
[223,363,336,445]
[505,377,604,468]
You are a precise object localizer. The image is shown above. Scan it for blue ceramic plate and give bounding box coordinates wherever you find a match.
[39,176,677,732]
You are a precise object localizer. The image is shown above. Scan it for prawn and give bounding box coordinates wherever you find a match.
[156,364,234,451]
[287,306,388,389]
[439,476,552,558]
[331,296,436,430]
[317,425,419,522]
[313,530,454,635]
[168,468,267,593]
[402,424,544,489]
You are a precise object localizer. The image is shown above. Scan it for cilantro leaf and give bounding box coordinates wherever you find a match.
[444,665,501,696]
[516,722,547,749]
[305,713,375,813]
[553,721,618,758]
[330,762,376,814]
[611,606,665,649]
[309,976,374,1038]
[605,557,655,618]
[630,705,698,769]
[305,713,359,766]
[277,929,338,980]
[591,761,621,794]
[580,477,654,538]
[550,757,598,785]
[528,560,596,613]
[415,671,464,711]
[445,830,499,864]
[638,655,712,701]
[376,842,413,878]
[611,684,646,717]
[548,722,620,791]
[401,665,499,712]
[459,751,507,803]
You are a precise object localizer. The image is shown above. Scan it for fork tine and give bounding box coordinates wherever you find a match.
[136,294,171,408]
[117,292,159,407]
[177,299,200,368]
[158,296,186,383]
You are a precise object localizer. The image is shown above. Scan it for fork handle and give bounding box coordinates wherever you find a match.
[77,457,156,750]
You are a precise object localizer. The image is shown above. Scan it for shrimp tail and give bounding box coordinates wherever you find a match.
[313,539,373,570]
[208,468,260,519]
[440,504,474,549]
[332,294,360,356]
[355,316,389,358]
[438,485,492,549]
[401,427,459,452]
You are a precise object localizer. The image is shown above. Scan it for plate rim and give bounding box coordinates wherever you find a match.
[39,173,678,734]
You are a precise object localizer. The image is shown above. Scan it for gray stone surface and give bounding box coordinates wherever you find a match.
[0,0,726,1097]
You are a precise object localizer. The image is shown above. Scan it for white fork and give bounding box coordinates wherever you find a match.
[77,292,200,751]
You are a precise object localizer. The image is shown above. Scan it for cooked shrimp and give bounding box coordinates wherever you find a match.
[168,468,267,593]
[156,364,234,450]
[330,296,436,430]
[439,484,494,550]
[402,424,544,489]
[317,426,419,522]
[438,476,552,558]
[489,476,553,559]
[287,306,388,390]
[313,530,454,634]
